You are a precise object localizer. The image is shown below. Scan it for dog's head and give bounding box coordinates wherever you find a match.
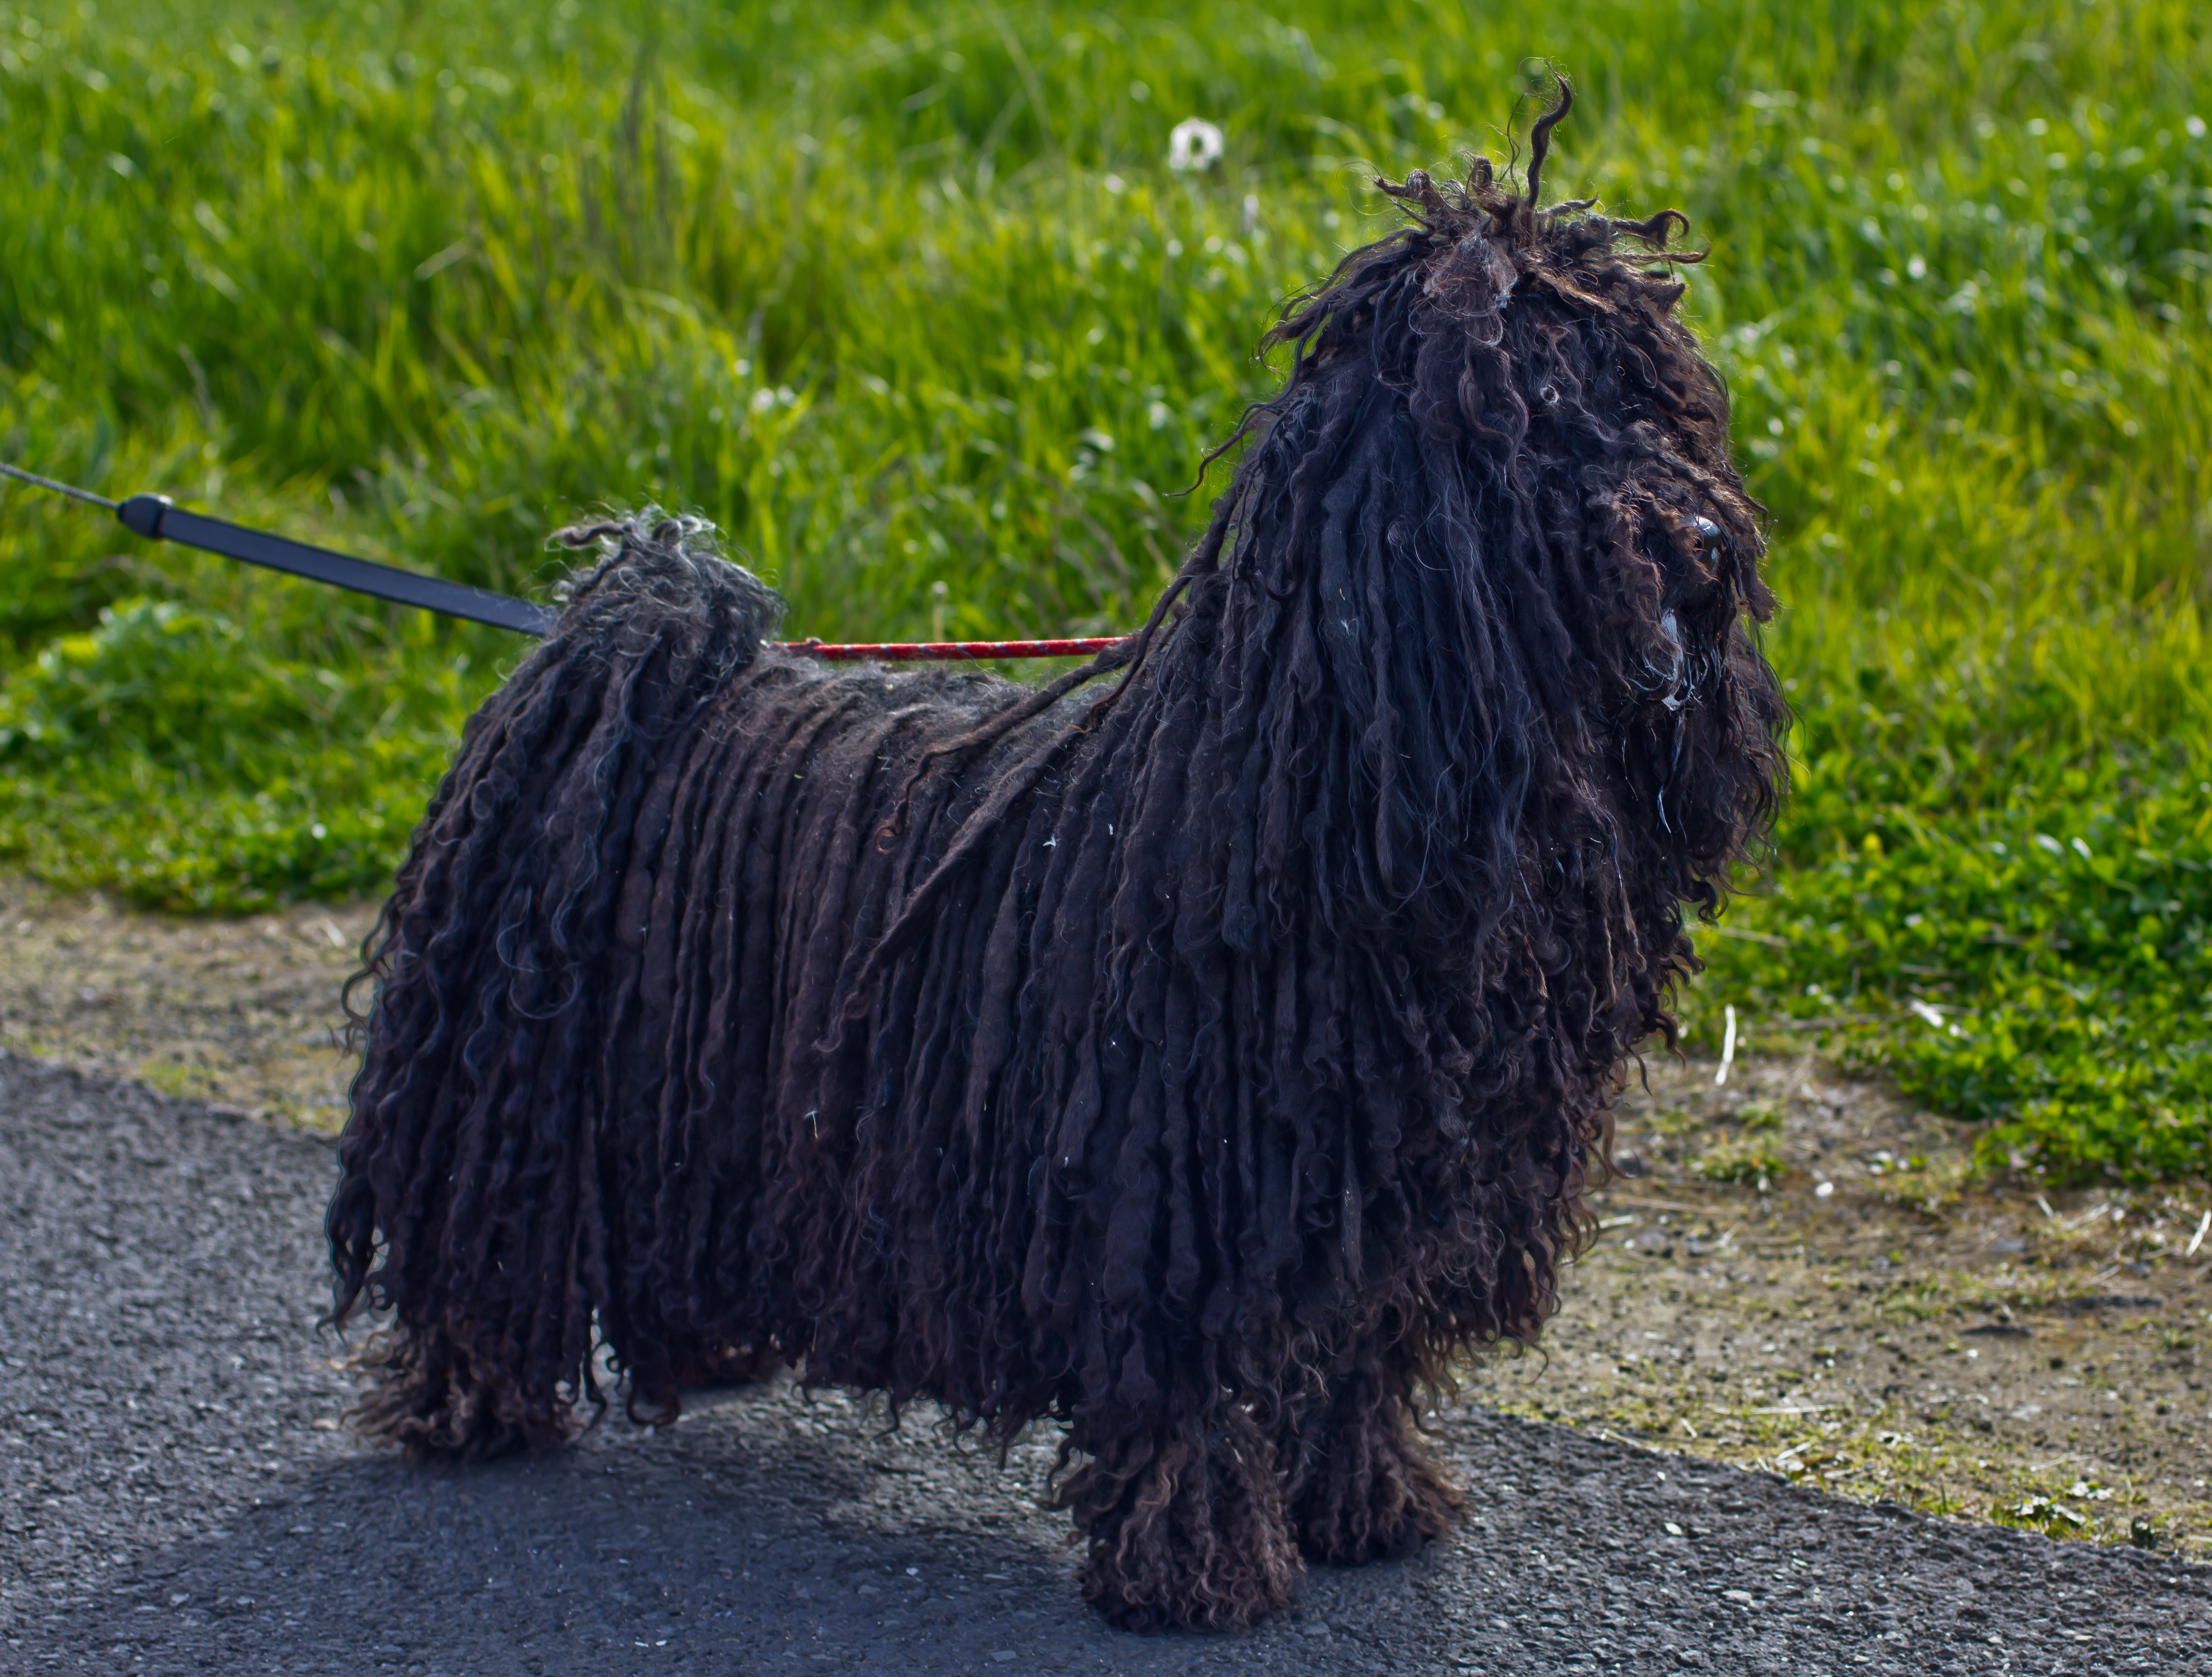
[1223,80,1785,942]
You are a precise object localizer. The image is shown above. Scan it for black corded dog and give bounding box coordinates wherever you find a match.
[329,88,1783,1629]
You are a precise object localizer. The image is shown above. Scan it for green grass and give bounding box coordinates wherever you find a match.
[2,0,2208,1183]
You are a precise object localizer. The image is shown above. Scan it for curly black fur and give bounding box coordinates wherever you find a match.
[328,85,1784,1630]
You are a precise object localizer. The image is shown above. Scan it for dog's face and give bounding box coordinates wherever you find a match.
[1620,492,1767,736]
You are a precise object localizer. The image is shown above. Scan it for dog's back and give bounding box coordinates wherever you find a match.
[330,510,1545,1433]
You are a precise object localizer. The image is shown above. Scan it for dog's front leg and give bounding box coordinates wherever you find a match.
[1057,1394,1301,1630]
[1276,1340,1462,1565]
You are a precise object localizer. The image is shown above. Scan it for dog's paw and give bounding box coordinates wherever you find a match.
[1291,1437,1461,1566]
[344,1323,568,1463]
[1070,1409,1303,1629]
[1083,1514,1300,1632]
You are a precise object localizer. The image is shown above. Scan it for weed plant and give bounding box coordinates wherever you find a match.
[1,0,2206,1182]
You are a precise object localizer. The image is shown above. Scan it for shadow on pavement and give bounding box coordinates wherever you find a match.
[6,1053,2205,1676]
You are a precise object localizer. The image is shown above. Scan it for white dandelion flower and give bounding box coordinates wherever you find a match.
[1167,118,1224,172]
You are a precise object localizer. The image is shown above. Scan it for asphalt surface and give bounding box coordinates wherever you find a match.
[4,1050,2208,1676]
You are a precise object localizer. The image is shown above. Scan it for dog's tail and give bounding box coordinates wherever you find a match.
[325,511,781,1458]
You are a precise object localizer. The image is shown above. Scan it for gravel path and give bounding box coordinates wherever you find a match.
[4,1052,2206,1676]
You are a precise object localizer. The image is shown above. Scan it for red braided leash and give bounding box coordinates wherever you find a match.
[778,636,1126,662]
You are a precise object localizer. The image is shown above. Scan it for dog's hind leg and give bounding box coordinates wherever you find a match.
[1059,1396,1301,1630]
[1278,1341,1462,1566]
[346,1318,565,1463]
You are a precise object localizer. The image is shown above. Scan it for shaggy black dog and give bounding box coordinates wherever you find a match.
[328,90,1784,1630]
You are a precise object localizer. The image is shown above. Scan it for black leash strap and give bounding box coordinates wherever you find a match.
[1,462,556,636]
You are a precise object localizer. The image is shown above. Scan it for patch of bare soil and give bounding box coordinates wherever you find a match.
[5,870,2206,1564]
[1467,1052,2212,1562]
[0,872,373,1131]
